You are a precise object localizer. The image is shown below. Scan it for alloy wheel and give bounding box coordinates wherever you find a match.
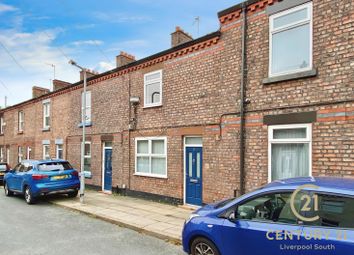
[25,187,31,203]
[195,242,215,255]
[4,184,9,195]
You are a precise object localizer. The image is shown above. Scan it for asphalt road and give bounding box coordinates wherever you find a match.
[0,188,185,255]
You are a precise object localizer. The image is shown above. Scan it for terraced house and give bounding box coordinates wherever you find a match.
[0,0,353,206]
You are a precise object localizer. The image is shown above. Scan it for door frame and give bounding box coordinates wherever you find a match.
[183,136,203,206]
[102,142,113,193]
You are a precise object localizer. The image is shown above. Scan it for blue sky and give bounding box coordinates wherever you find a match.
[0,0,242,106]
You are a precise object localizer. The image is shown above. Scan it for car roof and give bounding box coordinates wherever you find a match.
[263,177,354,194]
[20,159,68,165]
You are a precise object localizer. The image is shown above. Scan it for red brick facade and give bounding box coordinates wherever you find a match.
[0,0,353,204]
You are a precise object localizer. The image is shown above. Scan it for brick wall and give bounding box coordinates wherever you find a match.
[0,0,352,204]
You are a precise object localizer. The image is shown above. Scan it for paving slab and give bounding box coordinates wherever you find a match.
[49,191,192,244]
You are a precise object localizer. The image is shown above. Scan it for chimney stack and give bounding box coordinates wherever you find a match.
[171,26,193,48]
[32,86,50,98]
[52,79,71,91]
[116,51,136,68]
[80,69,99,81]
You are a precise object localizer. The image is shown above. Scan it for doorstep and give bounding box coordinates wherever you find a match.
[48,191,191,244]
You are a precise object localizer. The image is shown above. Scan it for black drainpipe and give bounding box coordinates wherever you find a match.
[239,4,247,196]
[128,74,131,190]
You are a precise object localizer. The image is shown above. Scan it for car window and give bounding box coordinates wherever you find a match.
[305,194,354,229]
[37,162,73,171]
[13,164,22,172]
[236,192,300,224]
[23,162,33,172]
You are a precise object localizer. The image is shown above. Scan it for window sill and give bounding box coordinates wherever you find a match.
[263,69,317,85]
[42,127,51,132]
[143,104,162,109]
[134,173,167,179]
[17,131,24,135]
[0,134,3,136]
[78,122,92,128]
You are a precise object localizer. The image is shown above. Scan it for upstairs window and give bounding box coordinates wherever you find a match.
[144,70,162,107]
[269,2,312,76]
[0,116,4,134]
[18,111,24,132]
[81,91,91,123]
[43,101,51,129]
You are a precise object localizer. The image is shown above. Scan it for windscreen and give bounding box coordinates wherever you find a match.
[0,164,7,171]
[38,162,73,171]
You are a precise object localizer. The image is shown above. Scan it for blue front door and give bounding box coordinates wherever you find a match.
[186,147,203,206]
[104,149,112,191]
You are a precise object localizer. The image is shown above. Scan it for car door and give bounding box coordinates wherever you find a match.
[221,192,302,255]
[7,164,21,190]
[12,163,26,191]
[299,193,354,255]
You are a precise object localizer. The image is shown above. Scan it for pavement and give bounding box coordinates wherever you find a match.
[49,190,193,244]
[0,191,185,255]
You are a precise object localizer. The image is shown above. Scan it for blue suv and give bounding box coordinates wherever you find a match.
[182,177,354,255]
[3,160,80,204]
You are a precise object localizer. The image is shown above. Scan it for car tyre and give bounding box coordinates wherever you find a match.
[24,186,36,205]
[67,190,78,198]
[191,237,220,255]
[4,183,13,197]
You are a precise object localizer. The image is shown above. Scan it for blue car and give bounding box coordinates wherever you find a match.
[3,159,80,204]
[182,177,354,255]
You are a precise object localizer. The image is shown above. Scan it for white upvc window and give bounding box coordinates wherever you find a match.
[269,2,312,77]
[83,141,91,177]
[18,146,23,163]
[56,144,63,159]
[268,124,312,182]
[81,91,91,123]
[43,101,51,129]
[18,111,24,132]
[43,145,50,160]
[135,137,167,178]
[144,70,162,107]
[0,147,3,162]
[26,147,31,160]
[0,116,4,134]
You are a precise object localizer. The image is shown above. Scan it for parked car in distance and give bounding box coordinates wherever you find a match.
[3,159,80,204]
[182,177,354,255]
[0,163,11,184]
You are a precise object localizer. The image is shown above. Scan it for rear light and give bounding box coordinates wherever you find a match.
[72,171,79,177]
[32,174,49,180]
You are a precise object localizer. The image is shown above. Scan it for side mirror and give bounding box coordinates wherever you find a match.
[228,212,236,222]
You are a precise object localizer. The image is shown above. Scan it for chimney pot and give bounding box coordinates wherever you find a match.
[52,79,71,91]
[32,86,50,98]
[80,70,99,80]
[171,26,193,47]
[116,51,136,68]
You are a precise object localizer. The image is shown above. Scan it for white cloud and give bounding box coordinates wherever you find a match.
[0,3,17,13]
[0,27,79,105]
[71,40,103,46]
[95,61,115,72]
[93,11,152,23]
[74,24,96,30]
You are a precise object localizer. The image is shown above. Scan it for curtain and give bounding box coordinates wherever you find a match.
[271,143,309,181]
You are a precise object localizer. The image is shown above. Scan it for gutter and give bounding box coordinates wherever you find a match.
[239,4,247,196]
